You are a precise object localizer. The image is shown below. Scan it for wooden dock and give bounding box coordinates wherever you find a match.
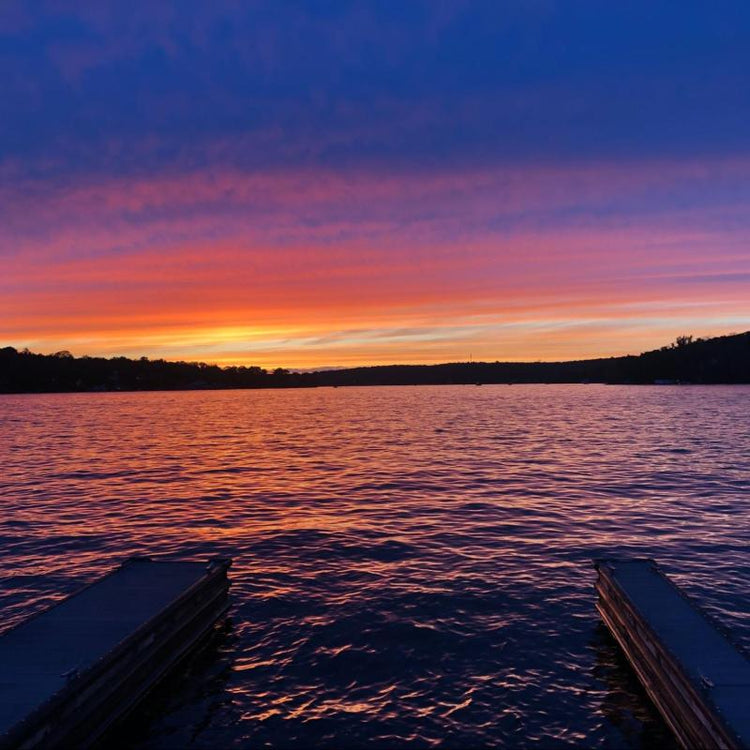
[0,557,231,750]
[595,558,750,749]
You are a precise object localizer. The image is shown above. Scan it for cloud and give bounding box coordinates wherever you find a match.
[2,1,749,366]
[2,1,750,178]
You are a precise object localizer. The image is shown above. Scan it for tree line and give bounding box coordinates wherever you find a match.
[1,331,748,393]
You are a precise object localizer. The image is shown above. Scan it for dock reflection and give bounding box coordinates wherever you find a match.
[109,619,238,749]
[591,622,678,749]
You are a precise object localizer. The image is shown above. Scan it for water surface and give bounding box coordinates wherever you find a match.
[1,385,749,748]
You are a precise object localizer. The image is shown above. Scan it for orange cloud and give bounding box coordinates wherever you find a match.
[2,159,749,367]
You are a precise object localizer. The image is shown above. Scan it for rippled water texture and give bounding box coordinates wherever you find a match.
[1,385,749,748]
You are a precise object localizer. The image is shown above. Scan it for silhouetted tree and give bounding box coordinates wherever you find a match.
[0,332,748,392]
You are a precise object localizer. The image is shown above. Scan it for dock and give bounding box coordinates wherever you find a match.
[0,557,232,750]
[595,558,750,749]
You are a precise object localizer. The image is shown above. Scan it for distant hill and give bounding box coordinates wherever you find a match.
[1,332,749,394]
[316,332,750,387]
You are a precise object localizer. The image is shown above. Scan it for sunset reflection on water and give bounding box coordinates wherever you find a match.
[1,385,748,748]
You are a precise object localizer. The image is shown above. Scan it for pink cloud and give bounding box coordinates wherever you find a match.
[2,156,749,366]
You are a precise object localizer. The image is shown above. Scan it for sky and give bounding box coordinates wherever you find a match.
[2,1,749,369]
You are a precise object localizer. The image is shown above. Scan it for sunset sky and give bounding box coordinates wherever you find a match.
[2,1,749,369]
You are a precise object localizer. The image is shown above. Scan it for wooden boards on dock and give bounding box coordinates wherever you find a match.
[595,558,750,749]
[0,557,231,750]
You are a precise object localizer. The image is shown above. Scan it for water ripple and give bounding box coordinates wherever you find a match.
[1,385,748,748]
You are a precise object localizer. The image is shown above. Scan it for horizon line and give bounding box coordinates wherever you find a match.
[6,330,746,374]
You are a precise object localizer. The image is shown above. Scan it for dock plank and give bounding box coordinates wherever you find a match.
[0,558,230,748]
[596,559,750,749]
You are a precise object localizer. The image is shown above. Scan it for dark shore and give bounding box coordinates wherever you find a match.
[1,332,749,394]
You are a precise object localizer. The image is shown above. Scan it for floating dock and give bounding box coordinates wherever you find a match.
[0,557,231,750]
[595,558,750,749]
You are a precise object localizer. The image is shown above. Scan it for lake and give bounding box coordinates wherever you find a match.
[1,385,749,748]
